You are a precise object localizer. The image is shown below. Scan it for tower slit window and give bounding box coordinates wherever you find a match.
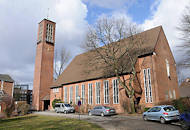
[46,23,53,43]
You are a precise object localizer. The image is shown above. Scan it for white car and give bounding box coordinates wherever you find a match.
[54,103,75,114]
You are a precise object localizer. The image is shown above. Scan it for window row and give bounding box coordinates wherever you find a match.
[63,79,119,105]
[53,88,59,93]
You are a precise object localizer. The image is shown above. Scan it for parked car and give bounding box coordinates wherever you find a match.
[88,106,116,117]
[180,110,190,130]
[54,103,75,114]
[143,105,179,124]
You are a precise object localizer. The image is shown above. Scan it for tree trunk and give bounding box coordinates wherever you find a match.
[129,96,135,113]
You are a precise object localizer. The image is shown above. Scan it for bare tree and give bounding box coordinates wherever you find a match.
[1,95,15,117]
[176,5,190,82]
[178,5,190,64]
[82,17,144,113]
[54,47,71,80]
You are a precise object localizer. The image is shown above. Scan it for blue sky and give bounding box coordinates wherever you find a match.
[0,0,189,86]
[85,0,156,24]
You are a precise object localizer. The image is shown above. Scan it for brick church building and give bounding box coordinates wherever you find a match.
[33,19,180,112]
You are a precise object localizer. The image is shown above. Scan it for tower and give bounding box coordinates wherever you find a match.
[32,19,56,111]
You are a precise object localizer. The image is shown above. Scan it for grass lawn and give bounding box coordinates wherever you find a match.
[0,115,104,130]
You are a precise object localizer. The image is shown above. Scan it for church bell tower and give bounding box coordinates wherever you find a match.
[32,19,56,111]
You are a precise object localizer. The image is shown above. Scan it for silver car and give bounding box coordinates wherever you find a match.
[88,106,116,117]
[143,105,180,123]
[54,103,75,114]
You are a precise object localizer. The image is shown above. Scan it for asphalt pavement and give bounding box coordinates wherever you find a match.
[34,111,181,130]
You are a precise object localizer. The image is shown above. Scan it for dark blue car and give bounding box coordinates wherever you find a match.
[180,110,190,130]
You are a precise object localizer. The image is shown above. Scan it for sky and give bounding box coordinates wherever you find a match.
[0,0,189,88]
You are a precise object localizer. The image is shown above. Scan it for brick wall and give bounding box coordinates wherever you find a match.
[0,80,13,97]
[153,28,179,103]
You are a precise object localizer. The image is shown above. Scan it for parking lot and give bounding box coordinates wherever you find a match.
[35,111,181,130]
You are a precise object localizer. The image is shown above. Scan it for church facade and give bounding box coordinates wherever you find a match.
[49,26,180,113]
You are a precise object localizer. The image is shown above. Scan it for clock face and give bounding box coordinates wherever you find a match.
[46,23,54,43]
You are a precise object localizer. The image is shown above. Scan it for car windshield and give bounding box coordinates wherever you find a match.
[163,106,176,112]
[104,106,111,109]
[64,104,71,107]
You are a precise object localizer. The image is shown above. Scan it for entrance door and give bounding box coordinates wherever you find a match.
[43,100,50,111]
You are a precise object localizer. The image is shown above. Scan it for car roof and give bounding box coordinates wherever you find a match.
[153,105,174,108]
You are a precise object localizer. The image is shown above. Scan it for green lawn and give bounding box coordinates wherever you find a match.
[0,115,103,130]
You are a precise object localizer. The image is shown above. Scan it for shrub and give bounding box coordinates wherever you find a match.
[172,97,190,113]
[2,96,15,118]
[16,101,30,116]
[157,97,190,113]
[52,99,64,109]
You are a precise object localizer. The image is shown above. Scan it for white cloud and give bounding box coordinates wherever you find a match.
[0,0,88,84]
[83,0,136,9]
[142,0,189,58]
[142,0,189,80]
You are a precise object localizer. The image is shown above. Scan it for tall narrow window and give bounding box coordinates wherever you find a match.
[113,79,119,104]
[88,83,93,104]
[143,69,149,103]
[143,68,153,103]
[165,59,170,78]
[147,69,153,103]
[75,85,79,104]
[104,80,109,104]
[64,87,68,103]
[173,90,176,99]
[81,84,85,104]
[95,82,101,104]
[69,86,73,104]
[169,90,173,99]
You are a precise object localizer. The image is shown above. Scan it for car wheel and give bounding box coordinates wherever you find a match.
[180,120,189,130]
[88,112,92,116]
[64,110,67,114]
[160,117,166,124]
[101,112,104,117]
[143,116,148,121]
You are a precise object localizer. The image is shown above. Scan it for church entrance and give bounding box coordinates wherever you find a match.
[43,100,50,111]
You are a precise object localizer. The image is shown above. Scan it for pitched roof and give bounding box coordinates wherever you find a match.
[51,26,162,88]
[0,74,14,83]
[179,78,190,97]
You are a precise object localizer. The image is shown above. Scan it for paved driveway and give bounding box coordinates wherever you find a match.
[34,111,181,130]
